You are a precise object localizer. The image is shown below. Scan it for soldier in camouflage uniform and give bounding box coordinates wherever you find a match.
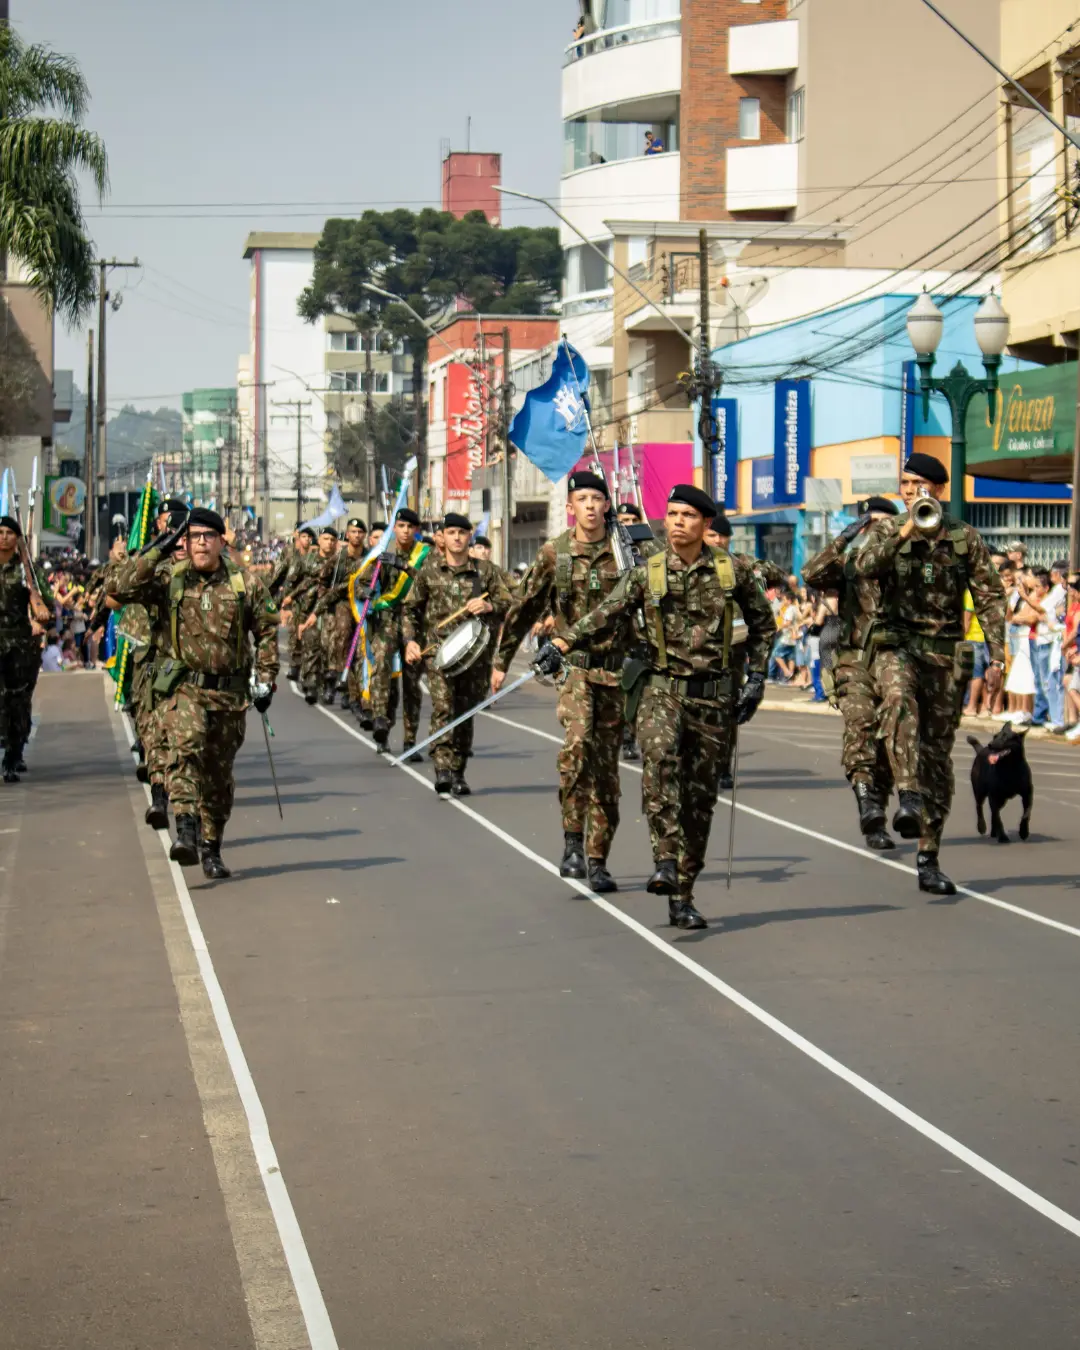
[364,508,428,754]
[803,495,898,851]
[108,507,279,880]
[304,518,366,709]
[0,516,53,782]
[852,454,1005,895]
[403,512,512,795]
[546,485,775,929]
[274,527,313,680]
[493,471,636,894]
[282,528,336,704]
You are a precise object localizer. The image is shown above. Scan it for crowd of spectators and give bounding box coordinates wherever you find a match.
[765,576,835,703]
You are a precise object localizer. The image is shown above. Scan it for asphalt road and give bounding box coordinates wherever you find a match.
[3,672,1080,1349]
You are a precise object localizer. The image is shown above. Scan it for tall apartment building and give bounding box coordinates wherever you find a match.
[561,0,1000,457]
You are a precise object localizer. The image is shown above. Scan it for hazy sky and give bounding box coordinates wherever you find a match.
[17,0,570,416]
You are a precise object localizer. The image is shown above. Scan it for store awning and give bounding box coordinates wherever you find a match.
[964,360,1076,483]
[728,508,802,527]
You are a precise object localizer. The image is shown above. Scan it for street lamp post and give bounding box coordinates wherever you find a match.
[906,291,1010,523]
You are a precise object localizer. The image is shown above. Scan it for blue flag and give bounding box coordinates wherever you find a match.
[509,341,590,483]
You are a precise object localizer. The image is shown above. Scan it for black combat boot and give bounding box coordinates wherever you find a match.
[2,754,19,784]
[14,747,27,774]
[340,690,351,713]
[357,709,373,730]
[671,898,708,931]
[402,741,423,765]
[434,768,453,797]
[304,685,319,705]
[853,783,895,850]
[201,832,232,880]
[559,831,587,879]
[372,717,390,751]
[450,771,471,797]
[287,664,300,683]
[144,783,169,830]
[323,677,337,706]
[917,851,956,896]
[621,730,640,762]
[587,859,618,893]
[170,814,200,866]
[718,769,734,791]
[646,858,679,895]
[891,789,924,840]
[136,761,150,783]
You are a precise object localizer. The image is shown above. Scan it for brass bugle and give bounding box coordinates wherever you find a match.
[911,489,943,533]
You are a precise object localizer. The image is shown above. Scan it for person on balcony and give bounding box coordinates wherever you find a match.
[644,130,665,155]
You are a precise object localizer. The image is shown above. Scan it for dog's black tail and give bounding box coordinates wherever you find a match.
[966,735,984,753]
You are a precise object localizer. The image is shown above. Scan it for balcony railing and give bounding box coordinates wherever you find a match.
[563,17,681,66]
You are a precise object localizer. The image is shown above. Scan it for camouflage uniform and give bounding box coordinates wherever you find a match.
[284,550,331,697]
[274,547,308,672]
[716,553,787,781]
[802,535,892,798]
[109,548,280,842]
[495,530,634,863]
[0,559,43,765]
[852,513,1005,852]
[401,553,512,772]
[561,547,774,899]
[120,601,169,783]
[313,546,370,708]
[365,543,427,742]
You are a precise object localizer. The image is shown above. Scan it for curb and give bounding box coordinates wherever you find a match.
[760,695,1073,744]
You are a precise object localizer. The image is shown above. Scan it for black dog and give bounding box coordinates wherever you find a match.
[967,725,1034,843]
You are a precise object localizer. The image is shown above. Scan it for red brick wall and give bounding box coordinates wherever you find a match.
[680,0,789,221]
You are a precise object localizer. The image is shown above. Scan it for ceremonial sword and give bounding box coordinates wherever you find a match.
[726,724,740,891]
[260,711,284,819]
[391,667,540,766]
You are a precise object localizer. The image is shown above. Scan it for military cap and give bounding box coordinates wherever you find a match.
[857,495,899,516]
[160,496,189,515]
[395,507,421,527]
[370,521,387,532]
[298,526,317,542]
[347,517,367,531]
[567,470,609,498]
[903,452,948,485]
[617,502,642,520]
[187,507,227,535]
[711,513,733,537]
[668,484,716,518]
[319,526,338,539]
[0,515,21,537]
[443,511,472,531]
[473,534,491,548]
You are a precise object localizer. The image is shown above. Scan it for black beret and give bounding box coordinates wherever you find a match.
[0,515,21,537]
[319,526,338,539]
[903,452,948,485]
[160,496,189,515]
[567,470,610,498]
[187,507,226,535]
[711,514,732,537]
[668,484,716,518]
[346,517,367,531]
[443,511,472,531]
[299,527,317,542]
[370,521,387,532]
[858,495,900,516]
[395,508,421,527]
[473,535,491,548]
[617,502,642,520]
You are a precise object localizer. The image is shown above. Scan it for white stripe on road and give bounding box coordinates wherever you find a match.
[298,684,1080,1243]
[115,698,339,1350]
[481,702,1080,941]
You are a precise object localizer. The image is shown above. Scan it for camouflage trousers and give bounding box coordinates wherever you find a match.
[161,686,247,841]
[872,648,964,853]
[368,619,422,742]
[0,637,39,757]
[638,683,733,899]
[833,654,893,797]
[424,658,491,772]
[324,603,353,676]
[130,658,170,786]
[285,612,300,668]
[299,616,328,694]
[556,669,623,861]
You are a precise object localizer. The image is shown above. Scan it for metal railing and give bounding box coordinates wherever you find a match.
[563,17,681,66]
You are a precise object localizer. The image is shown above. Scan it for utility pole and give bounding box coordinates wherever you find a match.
[500,327,513,571]
[271,400,311,525]
[83,329,95,558]
[94,256,140,550]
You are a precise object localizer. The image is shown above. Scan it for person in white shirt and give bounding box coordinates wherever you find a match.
[41,632,63,673]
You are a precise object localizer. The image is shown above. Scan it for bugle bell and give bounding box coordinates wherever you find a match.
[911,489,943,534]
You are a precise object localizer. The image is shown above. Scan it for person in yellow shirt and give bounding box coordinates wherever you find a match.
[963,587,990,717]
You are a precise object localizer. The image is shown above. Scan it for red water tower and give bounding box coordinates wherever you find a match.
[441,152,502,224]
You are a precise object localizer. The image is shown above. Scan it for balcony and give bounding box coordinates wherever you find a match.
[563,30,681,122]
[563,15,681,67]
[728,19,799,75]
[726,143,799,212]
[559,150,681,243]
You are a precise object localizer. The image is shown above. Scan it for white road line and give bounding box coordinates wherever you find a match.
[298,685,1080,1243]
[116,701,339,1350]
[479,702,1080,941]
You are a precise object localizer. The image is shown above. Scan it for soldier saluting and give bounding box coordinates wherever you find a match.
[851,453,1005,895]
[539,485,775,929]
[108,508,279,880]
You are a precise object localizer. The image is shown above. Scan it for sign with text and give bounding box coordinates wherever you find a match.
[964,360,1075,481]
[772,379,810,505]
[445,360,488,502]
[850,454,899,496]
[751,457,775,510]
[709,397,739,511]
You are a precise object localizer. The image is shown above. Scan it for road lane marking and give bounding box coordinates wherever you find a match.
[299,686,1080,1244]
[479,701,1080,941]
[111,690,338,1350]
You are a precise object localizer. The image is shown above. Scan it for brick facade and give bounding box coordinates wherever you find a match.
[680,0,789,221]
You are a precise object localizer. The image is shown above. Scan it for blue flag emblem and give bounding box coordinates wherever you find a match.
[509,341,591,482]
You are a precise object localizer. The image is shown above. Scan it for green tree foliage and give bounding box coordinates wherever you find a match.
[0,27,108,323]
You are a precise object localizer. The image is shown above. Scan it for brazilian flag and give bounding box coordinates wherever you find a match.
[109,478,159,708]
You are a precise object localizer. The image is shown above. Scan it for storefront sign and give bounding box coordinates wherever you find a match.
[772,379,810,505]
[751,458,775,510]
[445,360,488,502]
[710,397,739,511]
[965,361,1076,480]
[850,454,899,495]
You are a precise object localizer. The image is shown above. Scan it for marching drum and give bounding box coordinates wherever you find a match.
[431,616,490,678]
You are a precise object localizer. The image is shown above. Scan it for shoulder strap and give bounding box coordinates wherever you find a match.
[553,532,573,611]
[168,561,190,657]
[226,561,248,666]
[646,552,669,670]
[711,548,736,670]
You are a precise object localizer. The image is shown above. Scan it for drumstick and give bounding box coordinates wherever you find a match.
[419,593,490,657]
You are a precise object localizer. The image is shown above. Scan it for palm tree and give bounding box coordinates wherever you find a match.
[0,25,108,323]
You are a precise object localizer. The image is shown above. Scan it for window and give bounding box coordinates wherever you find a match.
[328,332,361,352]
[361,371,389,394]
[563,95,680,173]
[738,97,760,140]
[329,371,360,392]
[787,86,805,142]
